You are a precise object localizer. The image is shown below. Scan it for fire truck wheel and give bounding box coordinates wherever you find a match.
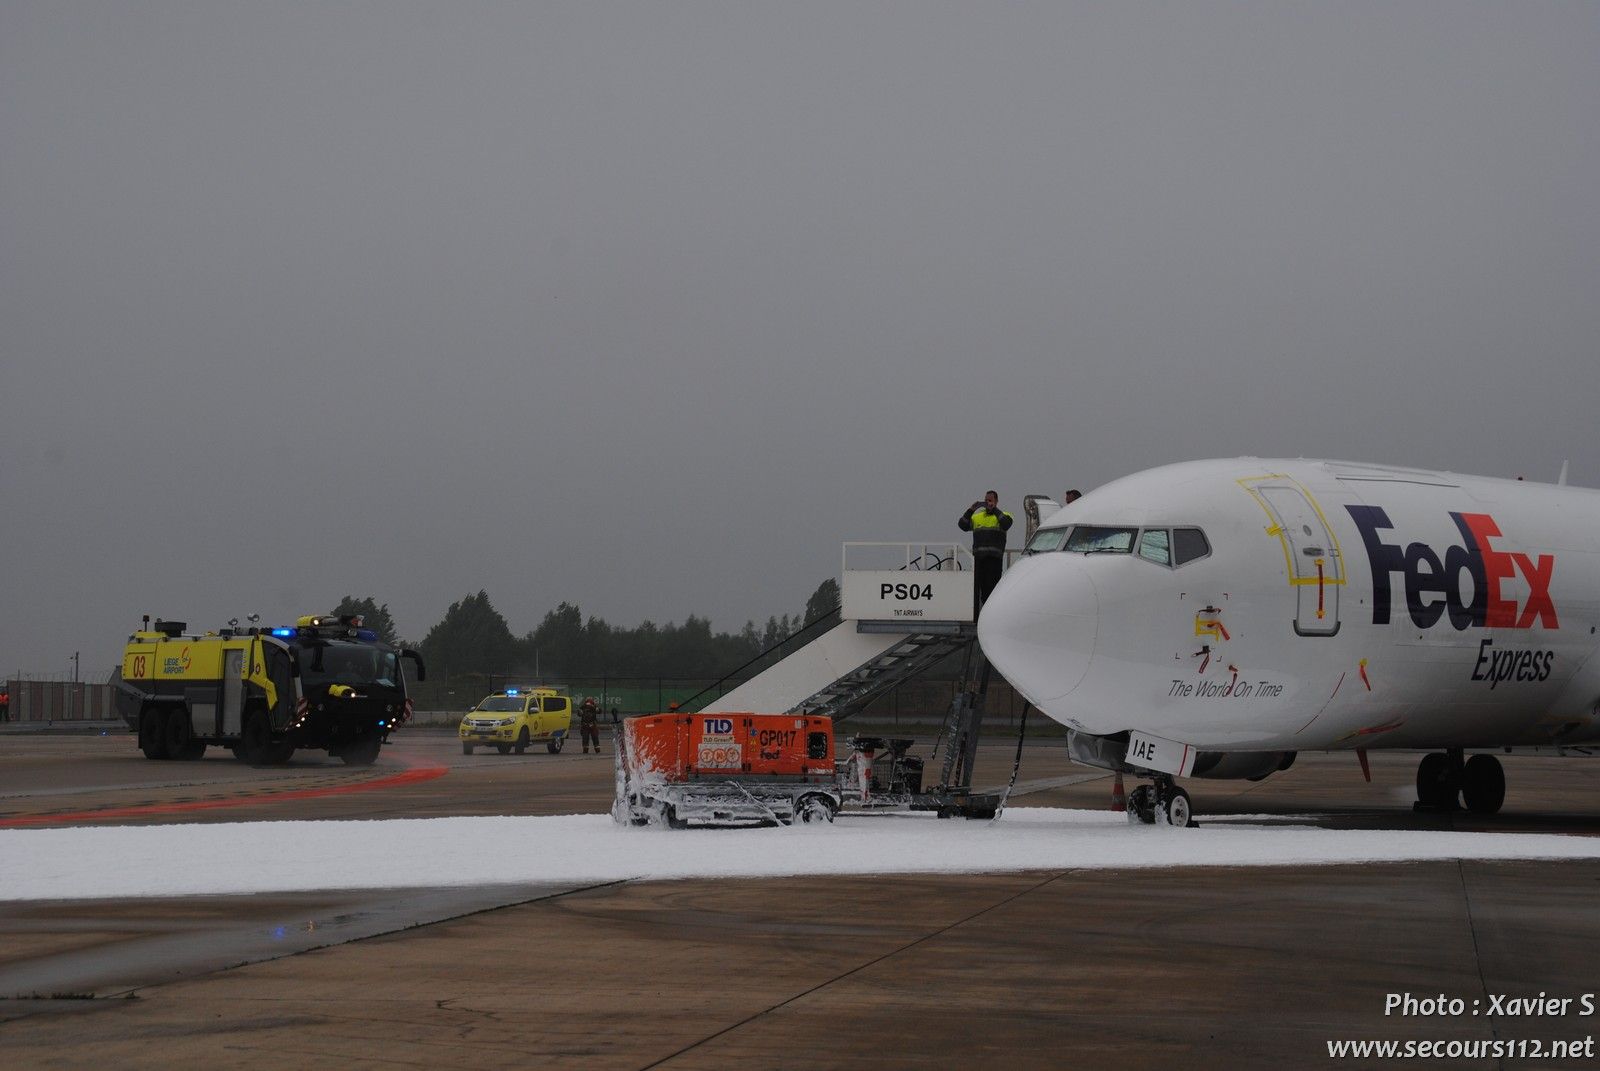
[796,794,837,824]
[462,742,475,755]
[239,711,272,764]
[546,734,565,754]
[138,706,170,760]
[163,706,203,760]
[513,728,529,755]
[340,732,382,767]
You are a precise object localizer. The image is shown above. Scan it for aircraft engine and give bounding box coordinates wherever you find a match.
[1190,751,1296,781]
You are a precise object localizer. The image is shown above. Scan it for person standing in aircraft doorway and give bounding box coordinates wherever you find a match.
[959,490,1014,617]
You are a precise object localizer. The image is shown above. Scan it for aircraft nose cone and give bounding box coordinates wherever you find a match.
[977,555,1098,704]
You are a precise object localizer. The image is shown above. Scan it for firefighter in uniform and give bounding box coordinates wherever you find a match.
[579,696,601,753]
[959,489,1014,615]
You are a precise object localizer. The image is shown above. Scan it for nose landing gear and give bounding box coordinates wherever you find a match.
[1126,776,1197,827]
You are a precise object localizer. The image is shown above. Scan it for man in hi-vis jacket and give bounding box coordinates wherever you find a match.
[959,489,1013,616]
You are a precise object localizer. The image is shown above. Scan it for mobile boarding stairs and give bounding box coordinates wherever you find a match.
[683,542,1009,818]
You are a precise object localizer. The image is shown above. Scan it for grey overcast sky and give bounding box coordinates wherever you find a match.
[2,2,1597,674]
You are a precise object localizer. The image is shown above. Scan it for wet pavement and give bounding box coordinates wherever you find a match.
[0,882,611,1007]
[3,730,1599,1067]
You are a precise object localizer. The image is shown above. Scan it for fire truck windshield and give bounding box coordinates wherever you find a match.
[299,644,400,690]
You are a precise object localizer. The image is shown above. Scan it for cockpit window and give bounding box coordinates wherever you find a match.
[1173,527,1210,565]
[1137,528,1171,565]
[1025,527,1070,554]
[1064,526,1137,554]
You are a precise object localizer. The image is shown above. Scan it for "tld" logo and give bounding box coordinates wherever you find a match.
[1346,506,1557,631]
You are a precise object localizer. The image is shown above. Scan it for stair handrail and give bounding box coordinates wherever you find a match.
[674,602,843,713]
[841,542,972,574]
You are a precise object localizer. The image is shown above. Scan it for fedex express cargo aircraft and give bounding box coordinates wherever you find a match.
[977,458,1600,827]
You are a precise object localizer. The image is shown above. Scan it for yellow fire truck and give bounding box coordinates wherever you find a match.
[113,614,425,766]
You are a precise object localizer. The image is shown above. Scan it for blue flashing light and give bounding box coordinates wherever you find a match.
[505,688,519,696]
[356,628,378,641]
[271,628,296,638]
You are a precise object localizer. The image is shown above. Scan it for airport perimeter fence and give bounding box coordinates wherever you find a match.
[2,678,119,723]
[408,673,1041,732]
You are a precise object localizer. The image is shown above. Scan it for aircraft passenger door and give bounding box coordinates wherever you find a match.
[221,649,245,736]
[1248,480,1343,636]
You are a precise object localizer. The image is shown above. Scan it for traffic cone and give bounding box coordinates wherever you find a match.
[1111,772,1126,812]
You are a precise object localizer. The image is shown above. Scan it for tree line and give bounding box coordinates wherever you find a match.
[332,579,840,681]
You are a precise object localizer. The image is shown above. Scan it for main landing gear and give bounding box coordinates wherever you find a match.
[1415,749,1505,815]
[1126,776,1197,827]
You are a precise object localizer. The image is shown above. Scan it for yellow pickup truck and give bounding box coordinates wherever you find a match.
[459,688,572,755]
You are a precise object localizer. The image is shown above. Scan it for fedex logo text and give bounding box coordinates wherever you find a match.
[1346,506,1557,631]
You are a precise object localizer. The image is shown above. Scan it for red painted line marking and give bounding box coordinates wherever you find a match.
[0,761,449,828]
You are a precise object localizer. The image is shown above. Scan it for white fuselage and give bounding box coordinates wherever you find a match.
[978,458,1600,753]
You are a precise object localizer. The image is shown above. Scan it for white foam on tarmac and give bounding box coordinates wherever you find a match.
[4,807,1599,902]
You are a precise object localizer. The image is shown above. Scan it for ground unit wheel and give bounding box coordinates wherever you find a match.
[495,743,511,755]
[138,706,170,760]
[513,728,529,755]
[340,732,382,767]
[547,733,565,754]
[1416,752,1458,809]
[647,801,687,829]
[462,742,475,755]
[795,794,837,825]
[1462,754,1505,814]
